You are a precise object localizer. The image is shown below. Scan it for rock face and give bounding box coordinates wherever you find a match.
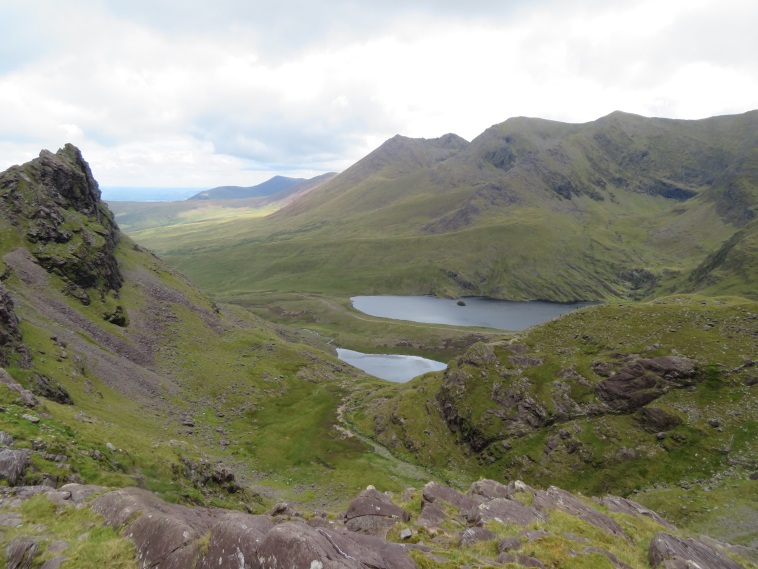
[0,282,26,367]
[596,357,698,412]
[0,144,123,304]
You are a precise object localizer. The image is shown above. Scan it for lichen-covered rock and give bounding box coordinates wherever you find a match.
[648,532,745,569]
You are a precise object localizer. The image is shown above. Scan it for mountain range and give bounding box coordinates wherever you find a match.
[124,110,757,304]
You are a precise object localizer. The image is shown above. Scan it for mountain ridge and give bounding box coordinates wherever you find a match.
[135,110,757,302]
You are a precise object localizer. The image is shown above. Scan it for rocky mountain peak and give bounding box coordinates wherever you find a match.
[0,144,123,306]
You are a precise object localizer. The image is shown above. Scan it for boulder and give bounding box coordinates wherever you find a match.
[0,431,14,447]
[38,557,66,569]
[468,478,535,501]
[5,537,39,569]
[467,478,512,500]
[344,488,410,535]
[266,502,300,518]
[416,500,448,529]
[636,407,682,433]
[648,532,745,569]
[459,526,497,546]
[423,481,479,511]
[0,448,31,486]
[498,536,522,553]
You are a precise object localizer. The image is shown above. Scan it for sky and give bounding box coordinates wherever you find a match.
[1,0,757,192]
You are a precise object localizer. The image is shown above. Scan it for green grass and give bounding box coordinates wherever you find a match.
[0,494,137,569]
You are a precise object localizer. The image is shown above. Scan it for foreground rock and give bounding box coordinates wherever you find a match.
[0,479,750,568]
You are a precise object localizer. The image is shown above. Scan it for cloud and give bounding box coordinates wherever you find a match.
[0,0,756,187]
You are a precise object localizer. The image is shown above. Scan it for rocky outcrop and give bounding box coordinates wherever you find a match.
[27,373,73,405]
[90,487,417,569]
[468,497,545,526]
[257,522,416,569]
[1,478,747,569]
[648,532,746,568]
[0,282,26,367]
[0,368,40,408]
[344,487,410,536]
[0,449,31,486]
[600,495,676,530]
[0,144,123,304]
[596,356,698,412]
[531,486,628,539]
[5,537,39,569]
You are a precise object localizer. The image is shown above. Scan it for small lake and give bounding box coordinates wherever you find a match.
[336,348,447,383]
[351,295,595,331]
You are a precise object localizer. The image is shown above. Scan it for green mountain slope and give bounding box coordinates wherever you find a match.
[0,145,431,507]
[130,111,757,302]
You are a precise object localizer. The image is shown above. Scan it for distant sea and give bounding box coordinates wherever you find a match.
[100,187,205,202]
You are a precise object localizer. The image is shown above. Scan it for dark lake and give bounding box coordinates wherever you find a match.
[351,295,596,331]
[336,348,447,383]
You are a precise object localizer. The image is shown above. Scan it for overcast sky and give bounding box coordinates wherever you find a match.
[1,0,757,190]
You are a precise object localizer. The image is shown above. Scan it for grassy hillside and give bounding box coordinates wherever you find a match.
[125,111,757,302]
[0,146,434,510]
[344,294,758,544]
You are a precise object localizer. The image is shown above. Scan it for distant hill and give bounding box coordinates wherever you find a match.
[136,110,757,302]
[108,172,338,233]
[188,175,308,200]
